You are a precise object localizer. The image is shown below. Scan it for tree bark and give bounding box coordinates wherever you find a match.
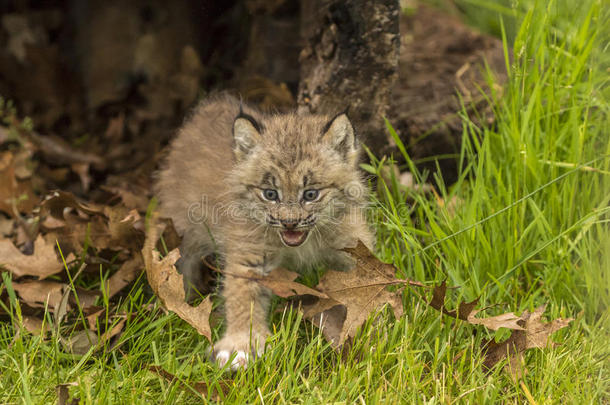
[297,0,400,156]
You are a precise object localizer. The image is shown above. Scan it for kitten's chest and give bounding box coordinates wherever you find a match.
[265,237,329,274]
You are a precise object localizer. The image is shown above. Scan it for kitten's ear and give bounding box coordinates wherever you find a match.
[321,113,358,164]
[233,113,263,160]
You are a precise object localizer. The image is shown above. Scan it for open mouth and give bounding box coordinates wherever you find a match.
[279,230,309,247]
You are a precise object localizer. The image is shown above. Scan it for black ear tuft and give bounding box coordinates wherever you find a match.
[236,110,264,134]
[233,111,264,160]
[320,112,359,165]
[321,109,350,136]
[321,112,357,148]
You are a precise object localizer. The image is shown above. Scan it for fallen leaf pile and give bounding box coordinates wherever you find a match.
[0,184,149,353]
[0,111,164,353]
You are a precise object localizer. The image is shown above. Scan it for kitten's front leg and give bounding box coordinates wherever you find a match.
[213,254,271,370]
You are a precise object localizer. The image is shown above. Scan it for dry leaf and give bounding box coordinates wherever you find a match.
[0,234,74,278]
[44,215,111,254]
[85,306,105,330]
[0,216,14,237]
[428,281,523,330]
[104,206,144,250]
[40,190,104,220]
[307,304,348,349]
[101,184,150,212]
[55,382,78,405]
[70,162,92,192]
[40,215,65,230]
[39,191,145,254]
[62,329,98,355]
[344,241,425,288]
[72,286,99,309]
[13,280,64,310]
[104,255,143,298]
[83,307,127,348]
[0,151,38,216]
[426,282,572,377]
[251,267,328,299]
[143,214,212,341]
[482,304,573,375]
[20,316,51,336]
[299,241,407,346]
[98,317,126,347]
[250,240,416,348]
[13,279,98,314]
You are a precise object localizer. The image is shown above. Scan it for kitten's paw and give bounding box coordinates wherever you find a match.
[212,332,268,371]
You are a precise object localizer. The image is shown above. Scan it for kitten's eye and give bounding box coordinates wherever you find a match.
[262,189,279,201]
[303,189,319,202]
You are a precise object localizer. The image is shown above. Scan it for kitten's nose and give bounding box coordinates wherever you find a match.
[280,218,299,229]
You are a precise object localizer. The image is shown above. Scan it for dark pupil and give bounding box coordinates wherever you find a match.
[304,189,318,201]
[264,189,277,200]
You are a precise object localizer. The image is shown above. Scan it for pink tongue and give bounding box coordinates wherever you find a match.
[282,230,305,244]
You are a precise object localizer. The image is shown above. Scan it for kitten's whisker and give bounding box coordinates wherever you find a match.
[312,225,323,245]
[245,222,265,238]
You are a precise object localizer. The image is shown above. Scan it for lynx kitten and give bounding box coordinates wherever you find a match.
[155,94,373,369]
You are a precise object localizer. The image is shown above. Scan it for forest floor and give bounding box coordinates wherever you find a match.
[0,0,609,403]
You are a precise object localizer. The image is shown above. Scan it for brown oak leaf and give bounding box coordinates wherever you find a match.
[299,240,406,347]
[20,316,50,336]
[142,214,212,342]
[104,255,143,298]
[13,279,99,313]
[482,304,573,376]
[13,279,64,310]
[249,267,328,299]
[0,235,74,278]
[40,191,145,254]
[0,151,38,216]
[40,190,104,220]
[429,281,523,330]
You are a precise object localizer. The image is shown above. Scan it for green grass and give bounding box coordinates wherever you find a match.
[1,0,609,403]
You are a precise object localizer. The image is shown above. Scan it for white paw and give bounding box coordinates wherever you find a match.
[215,350,250,371]
[212,332,268,370]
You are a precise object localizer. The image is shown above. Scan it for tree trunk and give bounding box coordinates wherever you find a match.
[297,0,400,157]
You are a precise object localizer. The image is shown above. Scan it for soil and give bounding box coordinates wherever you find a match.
[389,4,507,181]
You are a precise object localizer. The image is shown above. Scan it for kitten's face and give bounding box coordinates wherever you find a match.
[230,112,367,247]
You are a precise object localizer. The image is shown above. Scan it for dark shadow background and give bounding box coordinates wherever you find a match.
[0,0,506,197]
